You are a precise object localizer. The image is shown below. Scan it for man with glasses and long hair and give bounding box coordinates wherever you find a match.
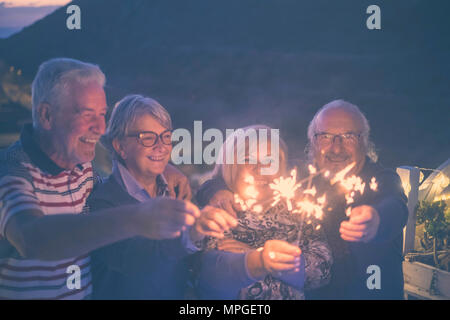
[302,100,408,299]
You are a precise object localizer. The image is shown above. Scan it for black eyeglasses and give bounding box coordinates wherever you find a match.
[314,132,362,146]
[126,130,172,147]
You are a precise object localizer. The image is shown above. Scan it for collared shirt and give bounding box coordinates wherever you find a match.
[111,160,199,253]
[0,124,93,299]
[112,160,170,201]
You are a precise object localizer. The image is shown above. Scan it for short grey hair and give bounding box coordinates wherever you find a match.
[306,99,378,162]
[101,94,172,160]
[32,57,106,128]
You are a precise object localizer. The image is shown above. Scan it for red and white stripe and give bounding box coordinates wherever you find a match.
[0,162,94,299]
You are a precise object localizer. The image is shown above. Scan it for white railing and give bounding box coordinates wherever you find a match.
[396,166,420,255]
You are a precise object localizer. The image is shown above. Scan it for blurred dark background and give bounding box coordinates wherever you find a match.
[0,0,449,181]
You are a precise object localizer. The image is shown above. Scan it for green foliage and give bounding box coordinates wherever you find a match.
[416,201,449,241]
[416,200,449,269]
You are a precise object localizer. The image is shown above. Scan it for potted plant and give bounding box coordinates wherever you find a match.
[403,200,450,299]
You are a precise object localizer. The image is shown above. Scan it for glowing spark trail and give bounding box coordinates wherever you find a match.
[330,162,356,185]
[370,177,378,191]
[269,168,302,211]
[232,163,379,231]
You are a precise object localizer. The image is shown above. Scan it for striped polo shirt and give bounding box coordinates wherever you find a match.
[0,124,93,299]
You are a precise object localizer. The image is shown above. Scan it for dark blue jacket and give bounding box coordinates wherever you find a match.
[87,174,191,299]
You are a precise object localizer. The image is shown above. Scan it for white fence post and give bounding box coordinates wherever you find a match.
[396,166,420,255]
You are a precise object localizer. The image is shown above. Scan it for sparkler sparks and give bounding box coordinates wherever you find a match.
[317,194,326,205]
[293,199,324,220]
[253,204,263,214]
[346,207,353,217]
[303,186,317,197]
[243,175,259,199]
[233,163,379,229]
[329,164,378,219]
[330,162,356,185]
[269,168,302,211]
[370,177,378,191]
[244,185,259,199]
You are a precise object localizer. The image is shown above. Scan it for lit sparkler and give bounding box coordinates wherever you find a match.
[329,162,354,183]
[233,163,379,229]
[370,177,378,191]
[329,163,379,218]
[269,168,302,211]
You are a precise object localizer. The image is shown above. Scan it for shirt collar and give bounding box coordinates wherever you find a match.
[19,124,85,175]
[112,160,169,202]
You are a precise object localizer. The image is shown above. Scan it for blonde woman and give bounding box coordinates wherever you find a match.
[195,125,332,300]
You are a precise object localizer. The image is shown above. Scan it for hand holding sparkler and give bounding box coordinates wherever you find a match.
[339,205,380,242]
[136,198,201,239]
[246,240,302,279]
[328,162,380,242]
[190,205,238,241]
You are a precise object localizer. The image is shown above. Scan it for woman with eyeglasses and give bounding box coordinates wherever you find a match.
[87,94,237,299]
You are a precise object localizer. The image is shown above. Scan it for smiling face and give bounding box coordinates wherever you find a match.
[312,107,366,176]
[49,81,107,169]
[234,141,287,201]
[114,114,172,186]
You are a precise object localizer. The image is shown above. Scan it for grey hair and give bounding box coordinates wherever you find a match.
[101,94,172,160]
[31,58,105,128]
[306,99,378,162]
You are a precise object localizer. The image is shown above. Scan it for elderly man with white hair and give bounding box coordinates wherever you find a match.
[0,58,227,299]
[197,99,409,299]
[302,100,408,299]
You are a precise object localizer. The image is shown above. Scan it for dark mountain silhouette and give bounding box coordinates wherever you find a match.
[0,0,449,170]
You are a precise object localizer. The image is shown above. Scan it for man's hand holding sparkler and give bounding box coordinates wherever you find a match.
[340,205,380,242]
[246,240,302,279]
[190,205,238,241]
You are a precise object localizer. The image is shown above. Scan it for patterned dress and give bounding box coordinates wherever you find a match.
[204,203,333,300]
